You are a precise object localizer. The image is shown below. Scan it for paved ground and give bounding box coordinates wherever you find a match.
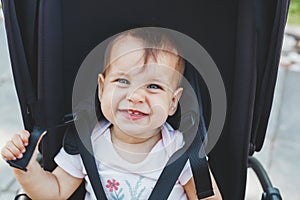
[0,10,299,200]
[245,67,300,200]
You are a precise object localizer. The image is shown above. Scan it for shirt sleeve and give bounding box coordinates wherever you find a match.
[54,148,86,179]
[178,159,193,185]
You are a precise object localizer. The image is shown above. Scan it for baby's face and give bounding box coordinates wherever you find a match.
[98,36,183,139]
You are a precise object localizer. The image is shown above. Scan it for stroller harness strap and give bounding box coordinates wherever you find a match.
[66,123,213,199]
[73,125,108,200]
[149,147,213,200]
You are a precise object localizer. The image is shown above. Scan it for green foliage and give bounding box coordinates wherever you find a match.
[288,0,300,25]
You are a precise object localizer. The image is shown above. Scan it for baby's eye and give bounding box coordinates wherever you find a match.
[147,84,162,90]
[117,78,129,84]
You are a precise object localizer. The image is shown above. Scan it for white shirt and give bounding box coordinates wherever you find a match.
[55,121,192,200]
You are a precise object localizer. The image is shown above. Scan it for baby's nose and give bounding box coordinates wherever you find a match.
[127,88,145,103]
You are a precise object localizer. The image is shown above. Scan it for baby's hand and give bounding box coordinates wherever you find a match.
[1,130,30,161]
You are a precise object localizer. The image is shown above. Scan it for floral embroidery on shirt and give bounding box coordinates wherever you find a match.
[106,179,124,200]
[125,176,146,200]
[106,179,120,192]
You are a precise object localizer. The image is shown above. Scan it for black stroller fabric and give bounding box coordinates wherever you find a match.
[1,0,290,199]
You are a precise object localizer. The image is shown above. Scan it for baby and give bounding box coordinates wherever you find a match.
[1,28,221,200]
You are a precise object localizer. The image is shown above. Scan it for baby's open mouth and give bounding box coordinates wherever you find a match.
[119,109,149,120]
[127,110,146,115]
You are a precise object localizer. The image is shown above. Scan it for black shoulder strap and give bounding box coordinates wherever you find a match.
[188,134,214,199]
[74,134,108,200]
[63,126,80,155]
[149,138,213,200]
[190,112,214,199]
[71,120,108,200]
[150,105,213,199]
[148,148,189,200]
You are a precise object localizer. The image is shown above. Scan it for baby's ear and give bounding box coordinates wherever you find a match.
[98,74,105,101]
[168,87,183,116]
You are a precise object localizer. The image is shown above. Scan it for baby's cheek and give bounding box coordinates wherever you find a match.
[151,104,169,124]
[101,101,114,120]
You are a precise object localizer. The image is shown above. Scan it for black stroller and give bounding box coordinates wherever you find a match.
[1,0,290,199]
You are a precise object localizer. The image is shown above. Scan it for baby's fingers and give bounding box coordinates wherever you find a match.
[1,140,22,160]
[1,131,30,161]
[1,147,16,161]
[11,132,28,153]
[19,130,30,146]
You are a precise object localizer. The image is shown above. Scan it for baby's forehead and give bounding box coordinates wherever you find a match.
[109,35,144,59]
[106,35,179,66]
[103,35,184,83]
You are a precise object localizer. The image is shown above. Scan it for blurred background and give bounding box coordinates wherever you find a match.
[0,1,299,199]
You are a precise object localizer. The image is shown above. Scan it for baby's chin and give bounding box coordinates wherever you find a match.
[115,122,162,136]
